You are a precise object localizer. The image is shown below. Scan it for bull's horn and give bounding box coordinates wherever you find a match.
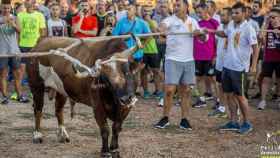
[72,63,91,78]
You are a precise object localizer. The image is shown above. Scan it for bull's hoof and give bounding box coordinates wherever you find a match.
[101,152,112,158]
[32,131,43,144]
[57,126,70,143]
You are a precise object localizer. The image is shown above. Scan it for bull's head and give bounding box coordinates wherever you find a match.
[72,34,142,109]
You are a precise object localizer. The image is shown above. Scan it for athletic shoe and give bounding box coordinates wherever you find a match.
[179,118,192,130]
[1,96,9,105]
[219,121,240,131]
[204,92,214,101]
[143,90,151,99]
[153,91,164,99]
[257,100,266,110]
[158,97,164,107]
[212,101,220,110]
[18,96,30,103]
[238,122,253,134]
[192,100,207,108]
[154,117,170,129]
[208,108,227,118]
[10,92,18,100]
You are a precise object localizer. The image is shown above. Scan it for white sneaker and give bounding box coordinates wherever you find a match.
[257,100,266,110]
[158,98,164,107]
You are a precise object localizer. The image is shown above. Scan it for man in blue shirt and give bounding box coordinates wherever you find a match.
[112,4,151,61]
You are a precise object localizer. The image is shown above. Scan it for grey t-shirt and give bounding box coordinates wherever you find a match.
[0,15,21,54]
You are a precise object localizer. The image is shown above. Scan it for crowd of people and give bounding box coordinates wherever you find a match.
[0,0,280,135]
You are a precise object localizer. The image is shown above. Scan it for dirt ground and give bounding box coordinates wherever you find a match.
[0,90,279,158]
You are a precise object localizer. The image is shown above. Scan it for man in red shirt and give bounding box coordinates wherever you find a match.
[72,0,98,38]
[257,7,280,110]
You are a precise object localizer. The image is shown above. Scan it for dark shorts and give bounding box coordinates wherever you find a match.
[195,60,215,76]
[143,54,160,69]
[261,62,280,78]
[222,68,247,96]
[157,43,166,72]
[20,47,33,64]
[0,58,21,70]
[215,69,222,83]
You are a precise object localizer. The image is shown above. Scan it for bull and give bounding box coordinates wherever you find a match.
[27,36,141,157]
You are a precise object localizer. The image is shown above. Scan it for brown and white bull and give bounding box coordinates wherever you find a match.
[27,36,141,157]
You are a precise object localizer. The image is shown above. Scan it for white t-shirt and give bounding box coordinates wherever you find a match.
[223,20,258,72]
[162,15,200,62]
[215,24,228,71]
[47,18,66,37]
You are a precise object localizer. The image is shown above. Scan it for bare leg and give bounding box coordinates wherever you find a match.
[0,67,8,97]
[236,95,250,122]
[178,85,191,119]
[13,68,23,97]
[163,85,176,117]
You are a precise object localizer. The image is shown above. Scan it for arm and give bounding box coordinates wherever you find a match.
[250,44,259,73]
[72,15,84,33]
[78,29,97,36]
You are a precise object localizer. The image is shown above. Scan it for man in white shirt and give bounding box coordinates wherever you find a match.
[154,0,203,130]
[213,2,259,134]
[208,7,232,118]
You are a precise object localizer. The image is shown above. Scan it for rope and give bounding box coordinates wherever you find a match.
[0,29,279,58]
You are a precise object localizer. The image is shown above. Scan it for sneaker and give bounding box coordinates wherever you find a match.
[21,79,29,86]
[174,99,181,106]
[191,88,200,97]
[1,96,9,105]
[143,90,151,99]
[257,100,266,110]
[204,92,214,101]
[154,117,169,129]
[158,97,164,107]
[153,91,164,99]
[208,108,227,118]
[212,101,220,110]
[219,121,240,131]
[10,92,18,100]
[192,100,207,108]
[238,122,253,134]
[179,118,192,130]
[18,96,30,103]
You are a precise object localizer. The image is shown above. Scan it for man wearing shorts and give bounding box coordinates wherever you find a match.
[17,0,46,101]
[0,0,28,104]
[214,2,259,134]
[208,7,231,117]
[257,7,280,110]
[154,0,203,130]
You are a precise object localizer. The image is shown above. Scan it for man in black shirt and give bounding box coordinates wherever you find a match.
[96,0,107,36]
[251,0,265,28]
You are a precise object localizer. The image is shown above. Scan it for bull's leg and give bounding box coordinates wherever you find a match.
[70,99,76,119]
[94,108,111,158]
[110,121,122,158]
[32,90,45,144]
[27,60,45,144]
[55,93,70,143]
